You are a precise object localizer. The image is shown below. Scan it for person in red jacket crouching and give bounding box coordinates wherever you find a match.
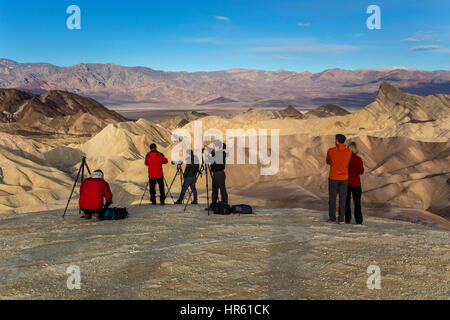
[145,144,168,205]
[345,142,365,226]
[79,169,113,221]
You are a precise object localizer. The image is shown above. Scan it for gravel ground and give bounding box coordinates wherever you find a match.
[0,205,448,299]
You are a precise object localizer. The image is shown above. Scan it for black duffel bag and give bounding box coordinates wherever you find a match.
[103,207,129,220]
[212,202,231,215]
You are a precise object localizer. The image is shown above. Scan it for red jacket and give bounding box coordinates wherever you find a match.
[144,149,168,179]
[326,144,352,180]
[348,154,364,187]
[79,178,112,210]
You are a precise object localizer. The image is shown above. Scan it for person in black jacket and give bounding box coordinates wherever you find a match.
[175,149,200,204]
[206,140,228,208]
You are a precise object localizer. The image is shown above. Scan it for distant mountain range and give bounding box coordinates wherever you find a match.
[0,59,449,109]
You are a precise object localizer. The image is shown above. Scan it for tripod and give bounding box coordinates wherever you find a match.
[184,157,211,215]
[139,175,177,206]
[62,157,91,218]
[139,181,149,206]
[164,164,183,203]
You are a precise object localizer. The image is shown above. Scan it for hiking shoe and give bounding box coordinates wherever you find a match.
[191,200,198,205]
[337,221,345,225]
[326,219,336,223]
[91,213,102,222]
[354,224,364,227]
[174,200,182,205]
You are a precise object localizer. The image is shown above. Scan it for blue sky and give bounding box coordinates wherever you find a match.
[1,0,449,72]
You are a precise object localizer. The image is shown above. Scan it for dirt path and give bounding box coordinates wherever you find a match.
[0,205,448,299]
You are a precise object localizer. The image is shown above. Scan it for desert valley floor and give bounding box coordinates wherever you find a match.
[0,205,448,300]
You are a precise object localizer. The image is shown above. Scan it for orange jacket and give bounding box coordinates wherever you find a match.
[326,144,352,180]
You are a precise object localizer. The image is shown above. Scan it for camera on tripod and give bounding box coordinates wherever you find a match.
[202,145,213,153]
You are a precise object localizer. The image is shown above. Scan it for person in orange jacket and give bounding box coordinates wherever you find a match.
[326,134,352,224]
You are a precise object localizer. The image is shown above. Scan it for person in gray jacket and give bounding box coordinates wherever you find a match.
[175,149,200,204]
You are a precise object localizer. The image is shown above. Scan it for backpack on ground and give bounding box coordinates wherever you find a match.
[103,207,129,220]
[212,202,231,215]
[231,204,253,214]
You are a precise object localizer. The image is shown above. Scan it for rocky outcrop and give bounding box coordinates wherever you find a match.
[362,82,450,124]
[233,105,304,122]
[0,88,126,135]
[155,111,209,130]
[304,104,350,119]
[197,97,238,105]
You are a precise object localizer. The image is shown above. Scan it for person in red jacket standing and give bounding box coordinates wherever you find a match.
[345,142,365,225]
[79,169,112,221]
[144,143,168,205]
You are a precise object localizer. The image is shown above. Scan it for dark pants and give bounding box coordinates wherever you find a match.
[211,170,228,204]
[345,186,363,224]
[178,175,198,202]
[80,208,103,218]
[149,178,165,204]
[328,179,348,222]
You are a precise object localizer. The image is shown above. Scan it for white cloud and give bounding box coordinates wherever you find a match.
[297,22,310,27]
[215,16,230,21]
[247,44,357,54]
[402,31,434,43]
[402,37,423,43]
[269,55,293,60]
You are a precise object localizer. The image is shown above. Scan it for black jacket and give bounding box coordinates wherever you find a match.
[183,155,200,178]
[208,149,227,172]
